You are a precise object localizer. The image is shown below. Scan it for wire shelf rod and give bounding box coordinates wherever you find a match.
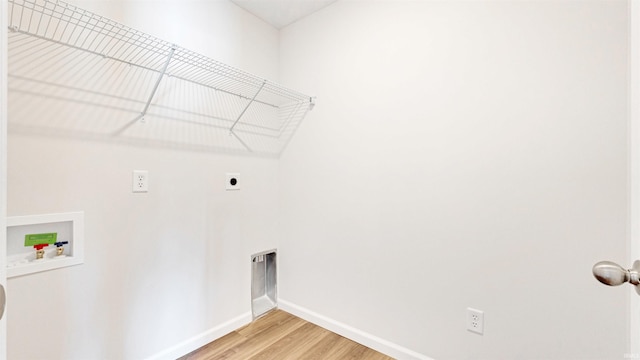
[140,47,175,118]
[9,28,164,73]
[166,74,278,109]
[10,27,305,108]
[230,81,266,133]
[13,1,173,65]
[230,129,252,152]
[9,32,58,59]
[85,16,116,53]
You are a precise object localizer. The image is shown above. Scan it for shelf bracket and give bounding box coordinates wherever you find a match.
[112,47,176,136]
[229,80,266,152]
[230,80,266,133]
[140,46,176,122]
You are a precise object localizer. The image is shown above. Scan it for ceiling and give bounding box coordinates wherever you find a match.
[230,0,338,29]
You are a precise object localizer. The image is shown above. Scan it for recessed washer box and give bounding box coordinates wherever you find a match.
[6,212,84,278]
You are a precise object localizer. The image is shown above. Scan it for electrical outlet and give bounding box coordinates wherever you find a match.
[467,308,484,334]
[132,170,149,193]
[226,173,240,190]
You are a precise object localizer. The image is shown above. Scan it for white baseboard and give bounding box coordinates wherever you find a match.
[278,299,434,360]
[144,312,252,360]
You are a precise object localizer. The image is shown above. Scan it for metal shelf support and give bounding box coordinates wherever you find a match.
[140,46,175,123]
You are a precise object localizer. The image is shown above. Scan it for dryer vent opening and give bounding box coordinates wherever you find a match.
[251,250,277,319]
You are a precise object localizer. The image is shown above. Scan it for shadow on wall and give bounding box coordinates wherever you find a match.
[7,0,312,157]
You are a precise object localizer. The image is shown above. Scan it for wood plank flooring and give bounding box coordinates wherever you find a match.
[179,310,395,360]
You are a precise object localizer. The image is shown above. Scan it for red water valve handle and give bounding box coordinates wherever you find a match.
[33,244,49,251]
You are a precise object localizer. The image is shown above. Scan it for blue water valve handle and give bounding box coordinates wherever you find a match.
[54,241,68,247]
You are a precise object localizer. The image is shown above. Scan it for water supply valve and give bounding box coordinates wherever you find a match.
[33,243,49,260]
[54,241,69,257]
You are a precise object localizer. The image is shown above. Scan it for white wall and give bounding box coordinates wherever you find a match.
[7,1,279,359]
[278,1,630,359]
[6,0,633,359]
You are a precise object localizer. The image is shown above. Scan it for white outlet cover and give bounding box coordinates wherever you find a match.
[467,308,484,335]
[133,170,149,193]
[226,173,240,190]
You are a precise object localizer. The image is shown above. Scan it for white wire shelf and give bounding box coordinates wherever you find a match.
[7,0,314,155]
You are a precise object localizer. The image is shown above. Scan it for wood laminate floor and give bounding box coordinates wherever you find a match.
[179,310,395,360]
